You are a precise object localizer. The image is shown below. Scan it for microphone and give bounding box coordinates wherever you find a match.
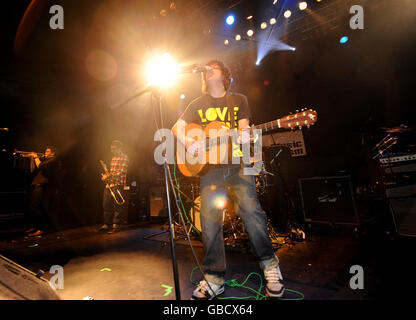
[183,64,211,73]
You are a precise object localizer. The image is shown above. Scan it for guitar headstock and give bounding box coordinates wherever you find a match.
[279,108,318,130]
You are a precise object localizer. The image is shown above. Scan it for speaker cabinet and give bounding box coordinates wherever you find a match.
[387,184,416,237]
[149,186,168,218]
[0,255,60,300]
[120,186,149,224]
[299,175,359,226]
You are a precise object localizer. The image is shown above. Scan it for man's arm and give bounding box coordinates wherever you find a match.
[30,153,42,168]
[172,119,197,150]
[238,118,250,131]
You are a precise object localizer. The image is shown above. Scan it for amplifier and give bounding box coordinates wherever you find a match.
[121,185,149,224]
[386,184,416,237]
[299,175,359,226]
[149,186,168,218]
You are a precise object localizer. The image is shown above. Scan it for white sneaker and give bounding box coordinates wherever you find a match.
[264,265,285,298]
[191,280,225,300]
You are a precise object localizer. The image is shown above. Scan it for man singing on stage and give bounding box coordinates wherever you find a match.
[172,60,284,299]
[98,140,129,234]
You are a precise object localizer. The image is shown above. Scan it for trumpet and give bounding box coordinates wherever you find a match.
[13,150,44,158]
[99,160,125,205]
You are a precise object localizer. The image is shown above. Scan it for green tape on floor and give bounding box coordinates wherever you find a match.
[162,284,173,296]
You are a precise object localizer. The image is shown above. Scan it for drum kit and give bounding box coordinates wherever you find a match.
[174,161,282,249]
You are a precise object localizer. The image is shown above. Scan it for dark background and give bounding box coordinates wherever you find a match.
[0,0,415,228]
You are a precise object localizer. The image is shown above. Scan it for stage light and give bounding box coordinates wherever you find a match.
[261,22,267,29]
[270,18,277,25]
[291,47,296,51]
[226,15,235,25]
[224,39,230,45]
[339,36,349,44]
[255,61,260,66]
[316,0,322,2]
[299,2,307,10]
[273,0,278,4]
[284,10,292,18]
[235,34,241,41]
[214,196,227,210]
[247,15,253,20]
[180,94,186,99]
[143,52,179,89]
[247,29,254,37]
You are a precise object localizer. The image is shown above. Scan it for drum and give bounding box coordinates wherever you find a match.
[255,175,267,196]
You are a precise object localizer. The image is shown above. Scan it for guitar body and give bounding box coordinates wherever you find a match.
[176,121,232,177]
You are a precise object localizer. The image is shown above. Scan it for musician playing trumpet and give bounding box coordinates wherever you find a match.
[98,140,129,234]
[25,146,60,236]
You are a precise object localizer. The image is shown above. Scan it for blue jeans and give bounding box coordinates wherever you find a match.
[199,165,277,284]
[103,186,123,228]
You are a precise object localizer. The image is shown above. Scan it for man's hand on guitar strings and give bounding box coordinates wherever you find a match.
[237,129,251,144]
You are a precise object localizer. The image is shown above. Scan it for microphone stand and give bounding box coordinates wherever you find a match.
[153,90,181,300]
[108,85,181,300]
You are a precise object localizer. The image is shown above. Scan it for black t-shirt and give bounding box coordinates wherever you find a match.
[180,92,251,129]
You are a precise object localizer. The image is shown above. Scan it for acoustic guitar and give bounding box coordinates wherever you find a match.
[176,109,318,177]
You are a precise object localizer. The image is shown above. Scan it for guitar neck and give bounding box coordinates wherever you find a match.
[252,119,283,133]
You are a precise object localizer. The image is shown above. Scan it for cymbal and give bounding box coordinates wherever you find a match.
[380,125,414,133]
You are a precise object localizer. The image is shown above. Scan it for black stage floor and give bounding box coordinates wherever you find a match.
[0,219,413,300]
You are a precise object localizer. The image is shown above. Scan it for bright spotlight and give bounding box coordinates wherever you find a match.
[255,61,260,66]
[299,2,307,10]
[226,15,235,25]
[247,29,254,37]
[144,53,179,89]
[235,34,241,41]
[273,0,278,4]
[339,36,349,44]
[180,94,186,99]
[270,18,277,25]
[247,15,253,20]
[291,47,296,51]
[261,22,267,29]
[214,196,227,210]
[284,10,292,18]
[224,39,230,45]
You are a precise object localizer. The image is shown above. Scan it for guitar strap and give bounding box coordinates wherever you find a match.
[226,91,243,166]
[226,91,237,129]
